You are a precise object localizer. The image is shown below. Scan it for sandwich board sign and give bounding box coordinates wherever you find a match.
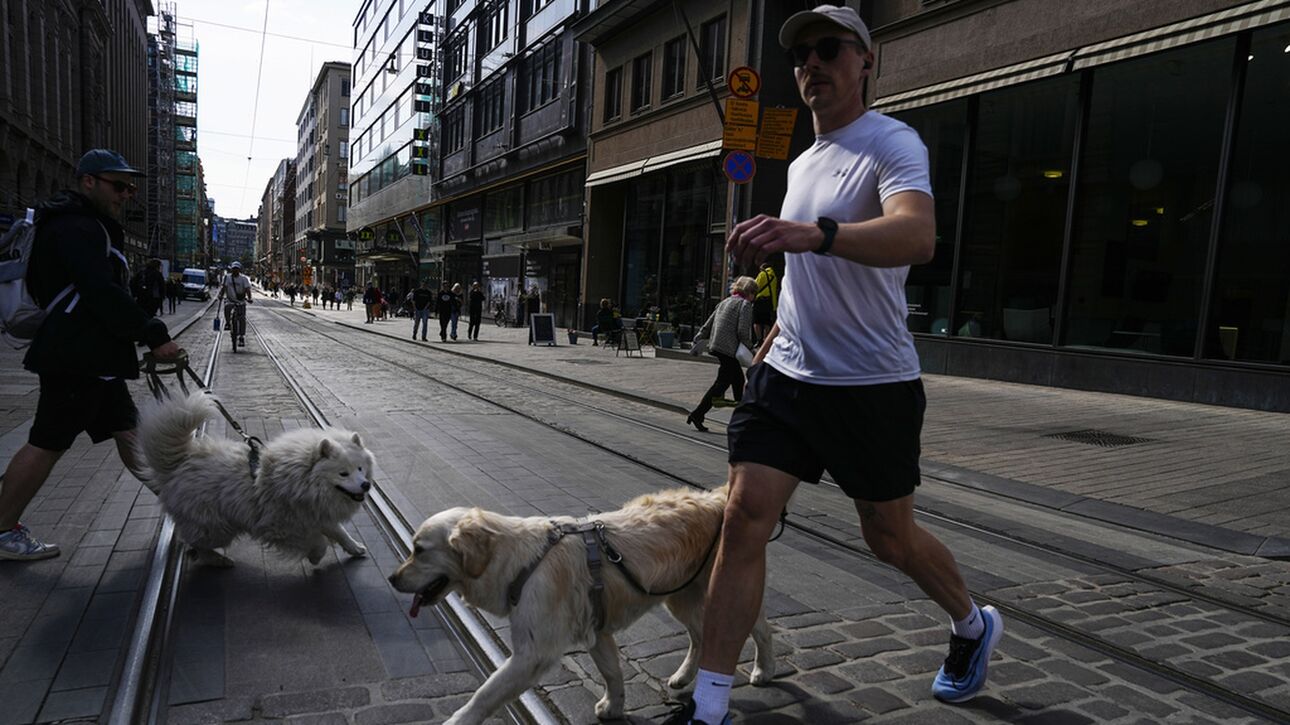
[529,313,556,346]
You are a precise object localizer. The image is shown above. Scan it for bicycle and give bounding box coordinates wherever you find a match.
[224,301,247,352]
[493,302,512,327]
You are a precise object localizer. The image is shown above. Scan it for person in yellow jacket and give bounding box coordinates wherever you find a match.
[753,261,780,341]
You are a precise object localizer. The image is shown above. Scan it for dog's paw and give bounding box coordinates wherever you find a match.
[749,666,774,686]
[594,695,623,720]
[667,670,695,689]
[306,546,327,565]
[344,543,367,558]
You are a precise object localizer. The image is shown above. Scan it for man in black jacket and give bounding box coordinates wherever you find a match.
[0,150,184,561]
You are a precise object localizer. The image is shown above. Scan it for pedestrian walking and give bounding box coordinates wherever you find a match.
[0,149,185,561]
[311,286,320,306]
[661,8,1001,724]
[685,277,757,433]
[435,282,453,341]
[345,287,354,310]
[334,288,342,309]
[363,283,379,323]
[165,278,179,314]
[287,284,297,306]
[410,281,433,341]
[467,282,484,340]
[753,260,780,342]
[449,282,463,340]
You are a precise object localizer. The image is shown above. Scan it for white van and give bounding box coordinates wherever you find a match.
[180,268,209,300]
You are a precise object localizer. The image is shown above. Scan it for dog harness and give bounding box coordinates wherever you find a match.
[506,518,724,632]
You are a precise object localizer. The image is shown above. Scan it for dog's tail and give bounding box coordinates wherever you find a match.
[135,392,220,490]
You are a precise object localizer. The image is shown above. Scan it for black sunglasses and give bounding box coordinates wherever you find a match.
[92,175,138,195]
[788,37,865,67]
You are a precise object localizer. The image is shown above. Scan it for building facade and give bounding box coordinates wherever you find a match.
[1,0,153,265]
[214,216,256,267]
[294,61,355,290]
[866,0,1290,410]
[147,2,202,269]
[347,0,441,296]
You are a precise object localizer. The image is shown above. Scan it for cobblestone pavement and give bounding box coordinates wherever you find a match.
[234,301,1288,723]
[4,295,1288,724]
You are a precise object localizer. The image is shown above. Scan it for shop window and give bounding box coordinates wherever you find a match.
[892,99,967,338]
[1207,23,1290,364]
[1065,39,1233,357]
[660,166,714,328]
[622,176,665,316]
[956,77,1078,343]
[485,186,523,235]
[526,169,582,228]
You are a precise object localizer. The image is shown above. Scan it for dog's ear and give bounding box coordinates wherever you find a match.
[448,511,495,579]
[351,432,363,448]
[318,439,334,459]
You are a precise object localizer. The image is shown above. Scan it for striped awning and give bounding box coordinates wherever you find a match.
[586,140,722,188]
[873,50,1075,113]
[1072,0,1290,69]
[873,0,1290,113]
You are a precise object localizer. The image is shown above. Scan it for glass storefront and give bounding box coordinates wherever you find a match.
[893,24,1288,369]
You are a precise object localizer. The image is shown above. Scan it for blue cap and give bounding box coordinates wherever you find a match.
[75,149,145,177]
[230,261,242,269]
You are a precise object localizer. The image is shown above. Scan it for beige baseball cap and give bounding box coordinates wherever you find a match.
[779,5,872,50]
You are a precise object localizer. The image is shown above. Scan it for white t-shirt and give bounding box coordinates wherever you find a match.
[765,111,932,386]
[221,274,251,302]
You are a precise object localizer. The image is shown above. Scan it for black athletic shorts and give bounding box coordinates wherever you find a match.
[29,375,138,452]
[727,363,926,502]
[753,297,775,325]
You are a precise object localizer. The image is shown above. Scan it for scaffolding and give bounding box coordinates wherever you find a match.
[147,2,200,269]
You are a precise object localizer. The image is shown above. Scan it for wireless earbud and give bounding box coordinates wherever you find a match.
[864,61,872,70]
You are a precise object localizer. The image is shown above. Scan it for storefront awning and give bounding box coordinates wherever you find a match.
[873,50,1075,113]
[873,0,1290,112]
[1071,0,1290,69]
[585,140,723,188]
[503,226,582,251]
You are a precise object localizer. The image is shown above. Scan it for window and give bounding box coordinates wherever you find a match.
[446,36,468,81]
[480,80,505,134]
[662,36,686,99]
[341,78,350,96]
[339,108,349,127]
[1065,39,1233,357]
[484,1,508,50]
[525,41,560,110]
[631,52,652,112]
[697,15,726,87]
[338,205,347,223]
[445,109,466,153]
[603,66,622,122]
[339,141,348,160]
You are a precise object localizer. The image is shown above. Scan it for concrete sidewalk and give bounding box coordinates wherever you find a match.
[287,296,1290,559]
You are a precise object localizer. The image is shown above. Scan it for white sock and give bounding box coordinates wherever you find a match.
[951,602,984,640]
[692,669,733,724]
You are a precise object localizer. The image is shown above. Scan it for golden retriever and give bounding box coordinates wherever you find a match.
[388,485,775,725]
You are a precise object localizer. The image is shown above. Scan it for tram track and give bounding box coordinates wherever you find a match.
[266,303,1290,723]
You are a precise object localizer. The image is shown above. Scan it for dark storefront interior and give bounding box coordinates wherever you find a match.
[894,24,1290,370]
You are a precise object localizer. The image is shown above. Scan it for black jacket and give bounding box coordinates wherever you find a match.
[411,288,434,311]
[24,191,171,378]
[435,290,454,315]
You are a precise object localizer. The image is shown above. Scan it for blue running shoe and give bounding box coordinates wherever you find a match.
[932,605,1003,703]
[658,698,732,725]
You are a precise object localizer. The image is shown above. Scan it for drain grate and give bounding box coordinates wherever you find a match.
[1044,429,1153,448]
[561,358,611,365]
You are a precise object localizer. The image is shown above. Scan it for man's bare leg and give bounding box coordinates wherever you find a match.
[855,495,971,618]
[0,444,65,530]
[686,463,797,724]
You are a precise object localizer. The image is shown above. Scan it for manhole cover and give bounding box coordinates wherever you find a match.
[561,358,610,365]
[1044,429,1153,448]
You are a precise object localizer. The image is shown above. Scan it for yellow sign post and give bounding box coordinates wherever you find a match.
[755,107,799,161]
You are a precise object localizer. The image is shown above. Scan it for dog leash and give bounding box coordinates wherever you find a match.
[141,352,264,478]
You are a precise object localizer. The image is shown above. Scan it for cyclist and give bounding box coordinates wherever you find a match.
[217,261,253,346]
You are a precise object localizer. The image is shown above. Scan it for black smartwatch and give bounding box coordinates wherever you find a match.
[814,217,838,256]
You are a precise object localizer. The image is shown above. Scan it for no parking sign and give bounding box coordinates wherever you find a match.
[722,151,756,185]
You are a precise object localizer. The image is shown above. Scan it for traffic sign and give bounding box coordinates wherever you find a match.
[727,66,761,98]
[760,107,798,137]
[724,98,758,126]
[722,150,756,185]
[722,124,757,151]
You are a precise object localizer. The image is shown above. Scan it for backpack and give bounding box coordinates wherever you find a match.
[0,212,109,349]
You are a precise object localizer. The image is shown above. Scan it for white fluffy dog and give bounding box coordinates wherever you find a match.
[389,485,775,725]
[137,392,375,567]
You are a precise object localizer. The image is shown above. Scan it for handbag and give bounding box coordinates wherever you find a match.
[689,338,708,356]
[735,343,754,367]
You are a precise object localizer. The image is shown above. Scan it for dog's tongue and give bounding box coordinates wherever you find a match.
[409,592,424,618]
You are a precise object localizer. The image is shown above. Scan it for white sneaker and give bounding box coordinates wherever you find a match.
[0,524,61,561]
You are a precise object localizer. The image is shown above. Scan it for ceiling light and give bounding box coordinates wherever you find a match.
[1248,54,1255,61]
[1042,170,1064,179]
[1155,207,1165,215]
[1131,219,1149,227]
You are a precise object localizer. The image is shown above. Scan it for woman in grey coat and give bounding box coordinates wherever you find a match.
[686,276,759,432]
